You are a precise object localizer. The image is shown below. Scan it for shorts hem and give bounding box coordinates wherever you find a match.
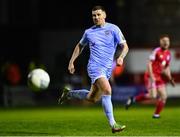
[147,84,165,90]
[91,75,107,84]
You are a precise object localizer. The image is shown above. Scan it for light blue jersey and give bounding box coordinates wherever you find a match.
[79,22,126,83]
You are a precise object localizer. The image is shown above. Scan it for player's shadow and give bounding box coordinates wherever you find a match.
[0,131,50,136]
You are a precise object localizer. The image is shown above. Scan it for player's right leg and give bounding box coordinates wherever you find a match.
[58,64,105,104]
[153,85,167,118]
[58,84,102,104]
[86,84,102,103]
[58,86,71,104]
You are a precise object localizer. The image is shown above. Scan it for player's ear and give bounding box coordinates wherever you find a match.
[103,11,106,19]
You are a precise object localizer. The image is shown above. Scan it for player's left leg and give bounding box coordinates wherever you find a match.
[96,77,126,133]
[153,85,167,118]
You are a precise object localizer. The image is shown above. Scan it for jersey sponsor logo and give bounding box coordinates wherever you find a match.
[162,60,166,66]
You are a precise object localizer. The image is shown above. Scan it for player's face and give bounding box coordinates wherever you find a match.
[160,37,170,50]
[92,9,106,26]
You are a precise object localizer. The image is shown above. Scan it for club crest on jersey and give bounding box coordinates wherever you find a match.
[104,30,110,35]
[167,55,170,60]
[160,55,163,58]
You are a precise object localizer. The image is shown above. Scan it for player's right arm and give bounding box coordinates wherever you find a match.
[147,61,155,84]
[147,60,157,98]
[148,48,159,84]
[68,43,84,74]
[68,30,88,74]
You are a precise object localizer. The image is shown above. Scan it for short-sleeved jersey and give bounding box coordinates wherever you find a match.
[79,22,126,69]
[149,47,171,75]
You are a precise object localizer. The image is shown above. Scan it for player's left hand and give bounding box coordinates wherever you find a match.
[170,78,176,87]
[116,57,123,66]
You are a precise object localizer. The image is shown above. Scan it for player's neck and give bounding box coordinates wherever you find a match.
[96,22,106,27]
[101,21,106,26]
[160,47,168,51]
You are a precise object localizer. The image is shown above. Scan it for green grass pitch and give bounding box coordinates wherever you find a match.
[0,105,180,136]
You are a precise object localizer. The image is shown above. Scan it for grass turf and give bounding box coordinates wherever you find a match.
[0,105,180,136]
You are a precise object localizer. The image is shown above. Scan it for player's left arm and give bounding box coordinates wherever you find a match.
[114,25,129,66]
[163,65,175,87]
[116,42,129,66]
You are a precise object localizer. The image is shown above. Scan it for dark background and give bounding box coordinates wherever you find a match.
[1,0,180,86]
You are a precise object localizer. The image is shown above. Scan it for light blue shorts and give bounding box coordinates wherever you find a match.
[87,64,112,84]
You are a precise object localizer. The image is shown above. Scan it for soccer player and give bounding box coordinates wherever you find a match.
[125,34,175,118]
[58,5,129,133]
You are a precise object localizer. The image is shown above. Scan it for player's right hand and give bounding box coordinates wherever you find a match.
[150,76,156,83]
[68,63,75,74]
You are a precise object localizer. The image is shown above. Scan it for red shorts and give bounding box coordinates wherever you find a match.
[144,72,167,90]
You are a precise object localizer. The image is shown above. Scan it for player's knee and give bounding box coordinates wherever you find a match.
[149,92,157,99]
[159,98,166,104]
[102,90,111,95]
[163,99,167,104]
[161,96,167,103]
[96,77,112,95]
[101,86,111,95]
[159,92,167,102]
[86,95,100,103]
[151,94,157,99]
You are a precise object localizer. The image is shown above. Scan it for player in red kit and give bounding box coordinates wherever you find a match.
[125,34,175,118]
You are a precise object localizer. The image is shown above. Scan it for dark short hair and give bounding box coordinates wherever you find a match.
[159,34,170,39]
[92,5,105,12]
